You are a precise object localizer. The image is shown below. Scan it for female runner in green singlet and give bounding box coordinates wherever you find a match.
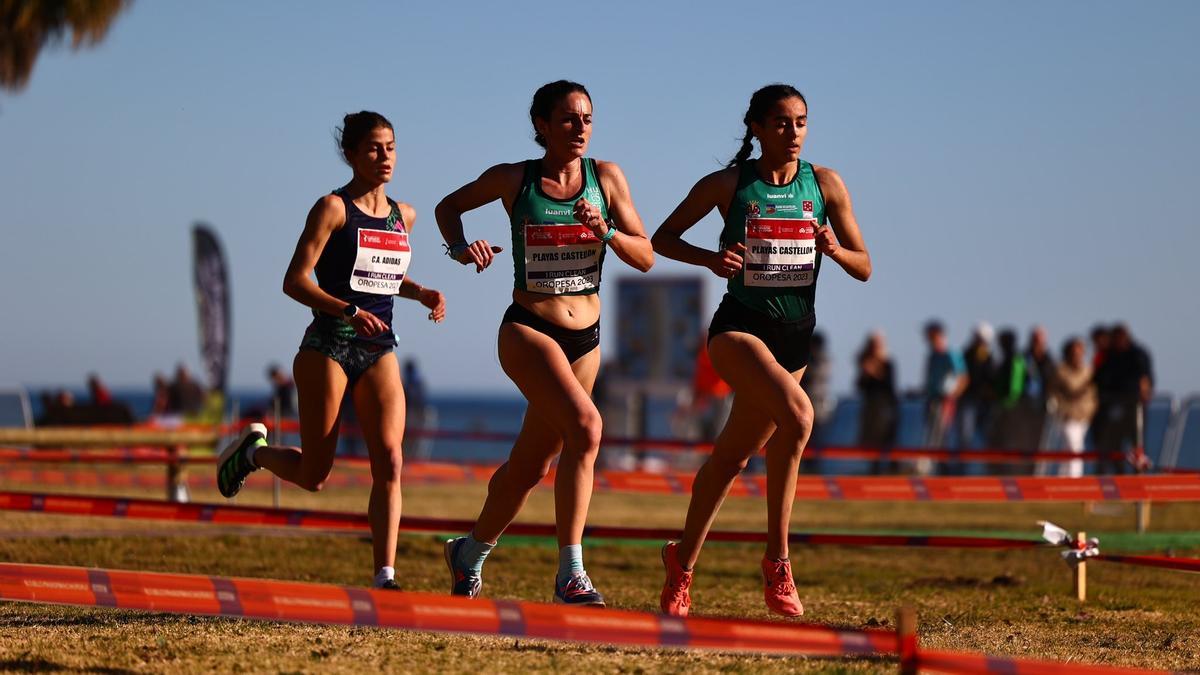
[435,80,653,606]
[652,84,872,617]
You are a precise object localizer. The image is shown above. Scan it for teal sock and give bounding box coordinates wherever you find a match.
[556,544,584,585]
[457,534,494,577]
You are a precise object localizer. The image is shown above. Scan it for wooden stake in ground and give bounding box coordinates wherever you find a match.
[1074,531,1087,603]
[897,605,917,675]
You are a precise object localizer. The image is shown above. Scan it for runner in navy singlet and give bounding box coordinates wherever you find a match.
[216,112,446,590]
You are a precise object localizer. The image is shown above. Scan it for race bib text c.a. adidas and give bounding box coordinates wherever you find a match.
[351,229,411,295]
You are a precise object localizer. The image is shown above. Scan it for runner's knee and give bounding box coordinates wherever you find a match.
[507,457,554,491]
[709,452,752,479]
[296,472,330,492]
[295,458,335,492]
[562,407,603,453]
[774,398,814,441]
[370,447,403,483]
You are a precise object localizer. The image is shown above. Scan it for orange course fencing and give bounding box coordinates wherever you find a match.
[0,562,1174,674]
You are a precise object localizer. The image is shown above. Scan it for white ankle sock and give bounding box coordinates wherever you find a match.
[374,566,395,587]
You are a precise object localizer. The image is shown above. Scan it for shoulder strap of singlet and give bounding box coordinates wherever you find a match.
[386,197,406,230]
[737,159,758,191]
[518,159,538,200]
[723,160,754,222]
[329,188,352,228]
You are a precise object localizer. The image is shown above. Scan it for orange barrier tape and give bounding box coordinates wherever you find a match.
[0,448,202,463]
[0,562,895,658]
[1,441,1123,465]
[219,421,1127,463]
[0,467,385,490]
[0,490,1047,549]
[0,463,491,490]
[0,563,1174,672]
[1096,554,1200,573]
[3,462,1199,503]
[916,648,1174,674]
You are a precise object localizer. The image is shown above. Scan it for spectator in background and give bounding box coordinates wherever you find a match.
[87,373,113,406]
[922,320,965,474]
[167,364,206,416]
[1023,325,1055,450]
[856,331,898,474]
[989,328,1028,472]
[84,373,134,424]
[266,363,297,418]
[689,332,733,442]
[150,372,171,417]
[956,322,996,452]
[1089,324,1112,448]
[1090,324,1112,371]
[1095,324,1153,474]
[1048,337,1097,477]
[800,331,833,474]
[35,390,74,426]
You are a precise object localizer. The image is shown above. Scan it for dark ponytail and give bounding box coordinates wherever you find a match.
[726,84,807,168]
[529,80,591,147]
[335,111,393,164]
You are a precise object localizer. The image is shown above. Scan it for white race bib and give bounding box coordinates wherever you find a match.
[743,218,816,287]
[351,228,410,295]
[524,223,602,295]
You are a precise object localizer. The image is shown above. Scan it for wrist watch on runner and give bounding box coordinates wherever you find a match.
[342,304,359,320]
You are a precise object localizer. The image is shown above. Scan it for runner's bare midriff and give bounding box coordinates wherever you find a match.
[512,289,600,330]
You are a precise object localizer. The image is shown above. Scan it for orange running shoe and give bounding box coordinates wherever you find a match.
[761,556,804,617]
[659,541,693,617]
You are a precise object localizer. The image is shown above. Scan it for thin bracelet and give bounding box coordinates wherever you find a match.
[443,241,469,260]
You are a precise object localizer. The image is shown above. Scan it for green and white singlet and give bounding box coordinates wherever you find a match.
[720,159,826,321]
[510,158,609,295]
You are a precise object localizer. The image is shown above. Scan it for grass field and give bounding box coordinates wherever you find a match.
[0,466,1197,673]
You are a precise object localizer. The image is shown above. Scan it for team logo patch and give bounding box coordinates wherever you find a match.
[584,185,604,206]
[746,201,761,217]
[802,200,813,212]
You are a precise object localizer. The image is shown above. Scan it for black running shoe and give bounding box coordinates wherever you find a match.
[216,423,266,498]
[554,572,606,607]
[378,579,401,591]
[444,537,483,599]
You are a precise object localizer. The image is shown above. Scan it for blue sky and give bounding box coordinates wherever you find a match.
[1,1,1197,397]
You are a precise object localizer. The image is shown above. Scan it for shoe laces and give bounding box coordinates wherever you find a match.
[767,560,796,595]
[562,572,596,595]
[667,574,692,605]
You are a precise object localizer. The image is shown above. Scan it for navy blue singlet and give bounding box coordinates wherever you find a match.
[309,189,407,347]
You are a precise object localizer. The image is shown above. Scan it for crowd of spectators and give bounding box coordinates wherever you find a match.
[857,321,1153,475]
